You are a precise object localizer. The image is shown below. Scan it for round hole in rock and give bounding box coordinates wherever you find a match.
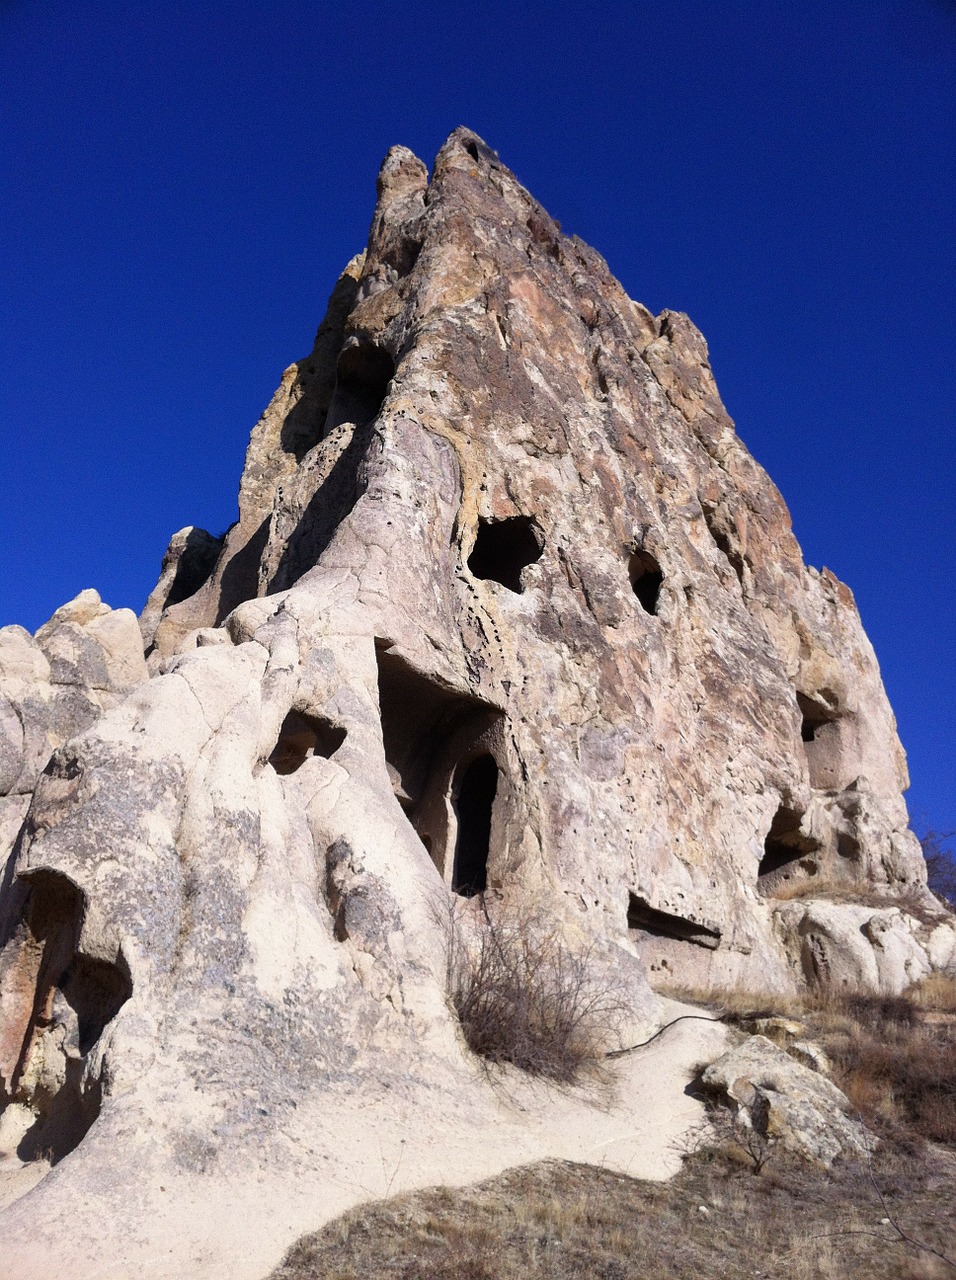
[467,517,543,593]
[269,711,346,775]
[628,550,664,615]
[452,755,499,897]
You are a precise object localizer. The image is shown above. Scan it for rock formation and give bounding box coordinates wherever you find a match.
[0,128,952,1278]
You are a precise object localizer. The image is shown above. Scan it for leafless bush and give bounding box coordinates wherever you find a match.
[443,897,625,1083]
[920,829,956,909]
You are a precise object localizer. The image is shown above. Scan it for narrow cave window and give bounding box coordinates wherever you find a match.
[452,755,499,897]
[796,692,838,743]
[323,342,395,435]
[269,710,346,775]
[627,893,721,950]
[468,517,543,594]
[628,550,664,615]
[758,805,819,888]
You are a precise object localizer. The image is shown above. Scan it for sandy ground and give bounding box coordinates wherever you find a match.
[0,1007,729,1280]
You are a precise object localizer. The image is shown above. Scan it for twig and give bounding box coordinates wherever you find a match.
[605,1013,723,1059]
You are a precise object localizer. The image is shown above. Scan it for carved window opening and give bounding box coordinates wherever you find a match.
[795,690,850,791]
[452,755,499,898]
[1,871,131,1165]
[375,643,504,883]
[628,550,663,615]
[758,805,821,894]
[627,893,720,950]
[269,711,346,775]
[797,692,839,744]
[467,517,543,594]
[323,341,395,435]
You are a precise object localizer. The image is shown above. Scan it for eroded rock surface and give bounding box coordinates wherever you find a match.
[0,128,951,1278]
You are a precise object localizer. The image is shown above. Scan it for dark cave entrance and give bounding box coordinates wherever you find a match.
[375,643,505,886]
[323,341,395,436]
[626,893,721,950]
[797,692,838,744]
[628,550,664,616]
[1,870,131,1165]
[451,755,499,898]
[467,517,543,593]
[268,710,347,775]
[758,805,820,893]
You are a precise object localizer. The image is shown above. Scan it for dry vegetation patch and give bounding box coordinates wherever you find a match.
[443,900,626,1083]
[270,1148,956,1280]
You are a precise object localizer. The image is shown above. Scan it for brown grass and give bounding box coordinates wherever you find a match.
[661,977,956,1149]
[269,1147,956,1280]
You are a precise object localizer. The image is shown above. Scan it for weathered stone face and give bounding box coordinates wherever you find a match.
[0,128,951,1279]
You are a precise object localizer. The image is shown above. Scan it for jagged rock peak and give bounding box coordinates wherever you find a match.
[0,129,952,1280]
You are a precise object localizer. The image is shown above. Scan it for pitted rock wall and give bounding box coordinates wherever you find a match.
[0,128,951,1279]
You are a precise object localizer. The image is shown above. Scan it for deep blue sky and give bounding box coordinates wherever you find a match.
[2,1,954,834]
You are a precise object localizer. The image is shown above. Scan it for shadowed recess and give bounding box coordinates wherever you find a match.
[628,550,664,615]
[323,342,395,436]
[758,805,820,891]
[2,871,131,1164]
[375,644,503,877]
[797,691,839,744]
[452,755,499,898]
[268,710,347,774]
[468,517,543,593]
[627,893,721,950]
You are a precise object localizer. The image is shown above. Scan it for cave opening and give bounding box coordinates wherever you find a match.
[323,341,395,436]
[627,893,721,949]
[628,550,664,615]
[269,710,347,775]
[758,805,820,891]
[375,643,504,883]
[797,691,839,744]
[451,755,499,898]
[1,871,131,1166]
[467,517,543,594]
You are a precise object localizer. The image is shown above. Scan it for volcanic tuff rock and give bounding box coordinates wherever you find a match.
[0,129,952,1278]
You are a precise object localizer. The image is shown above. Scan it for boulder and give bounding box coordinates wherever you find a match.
[701,1034,868,1166]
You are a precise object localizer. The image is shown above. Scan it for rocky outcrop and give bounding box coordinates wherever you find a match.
[0,128,951,1277]
[701,1034,869,1166]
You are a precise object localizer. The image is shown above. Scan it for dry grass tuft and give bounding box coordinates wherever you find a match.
[444,899,625,1084]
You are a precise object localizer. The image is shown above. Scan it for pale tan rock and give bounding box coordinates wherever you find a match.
[0,128,949,1278]
[702,1034,868,1165]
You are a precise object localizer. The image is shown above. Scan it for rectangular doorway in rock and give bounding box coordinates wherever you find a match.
[375,642,507,892]
[796,690,852,791]
[757,805,821,896]
[451,754,498,897]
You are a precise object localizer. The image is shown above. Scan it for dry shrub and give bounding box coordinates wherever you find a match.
[445,899,623,1083]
